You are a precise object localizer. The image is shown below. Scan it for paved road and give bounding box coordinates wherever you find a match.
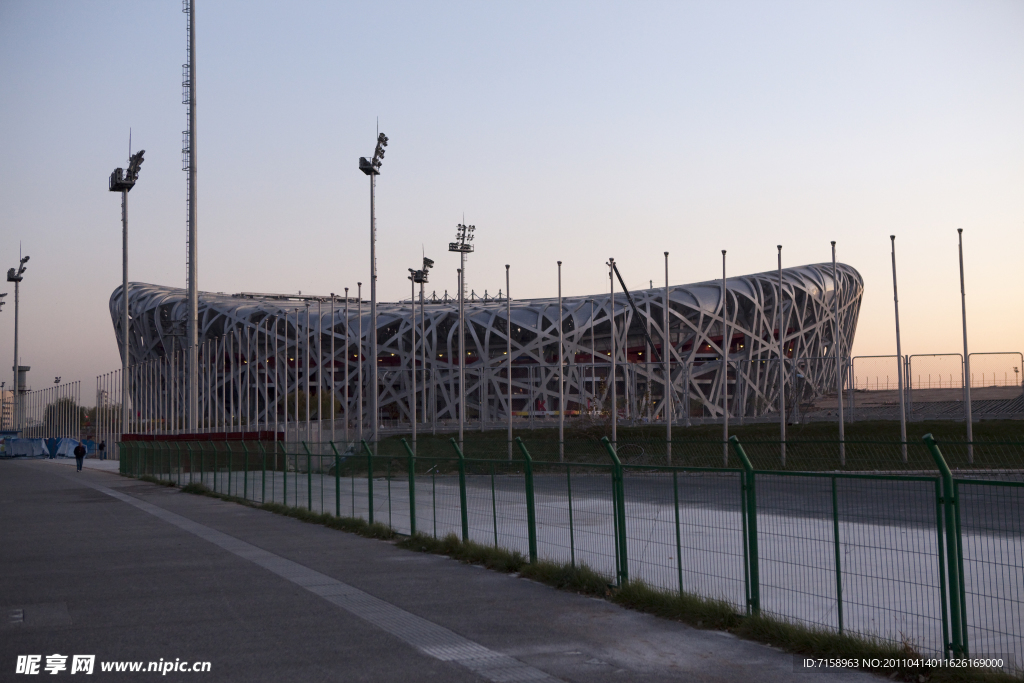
[0,458,874,682]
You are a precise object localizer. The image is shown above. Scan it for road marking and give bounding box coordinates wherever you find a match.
[73,475,559,683]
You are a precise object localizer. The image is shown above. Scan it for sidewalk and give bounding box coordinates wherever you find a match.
[42,457,121,472]
[1,459,874,682]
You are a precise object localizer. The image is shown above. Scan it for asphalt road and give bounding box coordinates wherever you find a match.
[0,458,877,682]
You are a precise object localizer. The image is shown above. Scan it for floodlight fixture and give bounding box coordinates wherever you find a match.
[54,377,61,384]
[360,132,389,176]
[449,223,475,254]
[109,150,146,192]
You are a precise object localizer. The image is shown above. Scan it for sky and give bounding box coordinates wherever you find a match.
[1,0,1022,402]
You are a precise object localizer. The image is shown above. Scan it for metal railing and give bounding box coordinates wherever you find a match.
[120,433,1021,670]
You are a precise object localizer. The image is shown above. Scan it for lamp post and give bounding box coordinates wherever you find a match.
[449,224,474,451]
[6,256,28,432]
[109,148,144,438]
[359,132,388,452]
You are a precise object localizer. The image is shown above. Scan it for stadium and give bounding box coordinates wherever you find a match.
[108,262,863,431]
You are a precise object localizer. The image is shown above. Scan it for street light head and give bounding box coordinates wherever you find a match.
[21,256,29,265]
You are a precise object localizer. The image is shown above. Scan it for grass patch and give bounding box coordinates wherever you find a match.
[396,533,526,573]
[612,580,741,630]
[518,560,610,596]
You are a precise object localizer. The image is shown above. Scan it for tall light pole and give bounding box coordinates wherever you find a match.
[109,149,144,437]
[607,258,616,449]
[721,250,728,466]
[664,252,671,464]
[777,246,786,466]
[7,257,28,431]
[183,0,199,433]
[449,223,474,451]
[505,264,512,461]
[557,261,564,462]
[831,242,845,466]
[359,132,388,450]
[891,236,907,463]
[958,229,973,463]
[408,258,433,456]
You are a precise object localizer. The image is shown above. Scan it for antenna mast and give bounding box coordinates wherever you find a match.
[182,0,199,430]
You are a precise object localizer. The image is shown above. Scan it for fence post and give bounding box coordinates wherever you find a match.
[242,441,250,502]
[329,442,341,518]
[212,441,219,493]
[831,476,844,633]
[729,435,760,614]
[449,438,470,543]
[258,441,267,504]
[600,436,628,585]
[515,438,538,563]
[923,433,966,658]
[401,438,417,536]
[361,440,374,524]
[302,441,312,511]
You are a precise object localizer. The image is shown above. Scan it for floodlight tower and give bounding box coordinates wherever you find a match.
[7,255,28,431]
[109,149,145,437]
[407,257,433,454]
[359,131,388,448]
[183,0,199,431]
[449,224,474,449]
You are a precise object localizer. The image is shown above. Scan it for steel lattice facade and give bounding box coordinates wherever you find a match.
[109,262,863,428]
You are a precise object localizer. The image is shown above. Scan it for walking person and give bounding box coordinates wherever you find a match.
[74,441,86,472]
[98,440,106,461]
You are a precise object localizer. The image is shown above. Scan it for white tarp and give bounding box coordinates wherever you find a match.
[54,439,81,457]
[7,439,50,457]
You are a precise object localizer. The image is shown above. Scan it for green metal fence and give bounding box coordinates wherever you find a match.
[119,433,1022,671]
